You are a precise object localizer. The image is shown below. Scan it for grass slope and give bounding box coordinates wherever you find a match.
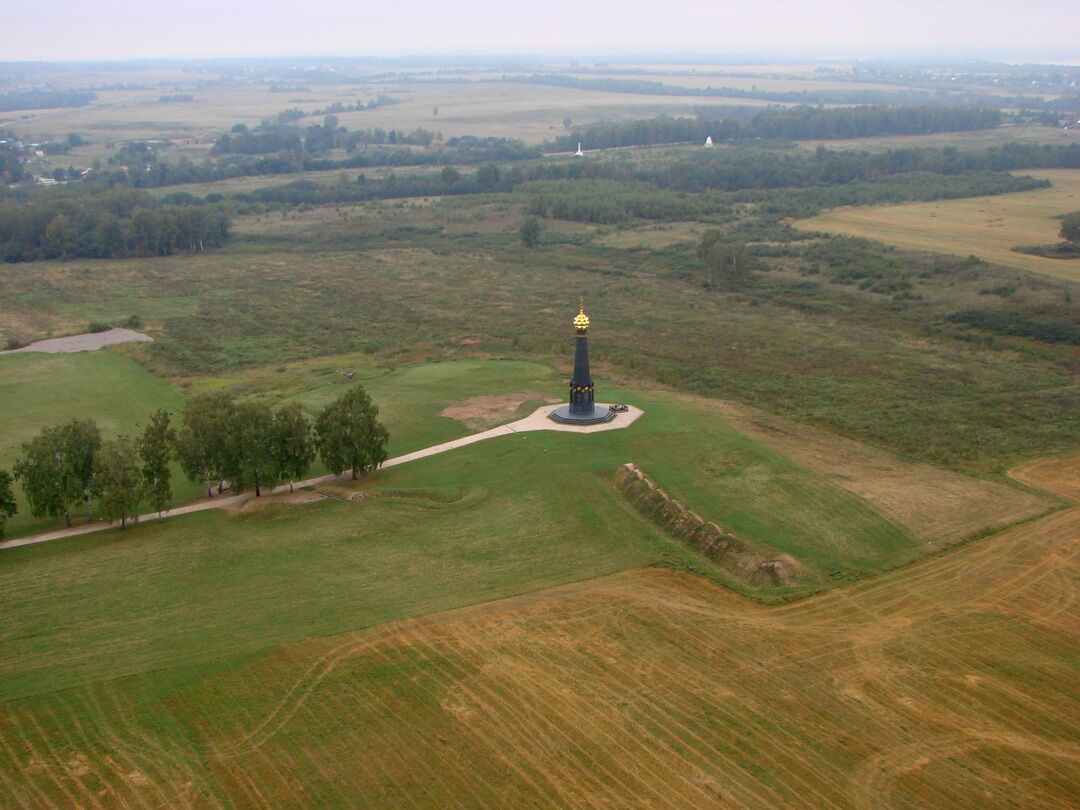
[0,366,934,700]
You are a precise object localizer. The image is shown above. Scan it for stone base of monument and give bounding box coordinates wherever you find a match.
[547,404,618,426]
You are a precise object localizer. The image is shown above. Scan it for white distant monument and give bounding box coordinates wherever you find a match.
[575,142,584,156]
[704,136,714,147]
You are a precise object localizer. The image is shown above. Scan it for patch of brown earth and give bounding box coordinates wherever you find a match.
[441,391,559,430]
[1010,453,1080,504]
[690,396,1053,546]
[234,489,327,514]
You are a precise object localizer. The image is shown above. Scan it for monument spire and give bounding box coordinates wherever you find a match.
[549,295,614,425]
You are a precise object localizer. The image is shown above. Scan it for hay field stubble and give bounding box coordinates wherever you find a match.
[799,169,1080,281]
[0,452,1076,808]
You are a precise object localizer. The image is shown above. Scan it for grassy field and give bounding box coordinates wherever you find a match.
[185,356,564,456]
[799,169,1080,281]
[0,355,561,540]
[0,360,1054,697]
[0,447,1074,807]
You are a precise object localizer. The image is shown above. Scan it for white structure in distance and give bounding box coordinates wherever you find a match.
[575,142,584,156]
[704,136,714,147]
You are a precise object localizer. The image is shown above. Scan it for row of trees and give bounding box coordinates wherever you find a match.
[518,179,725,224]
[70,131,537,192]
[524,142,1080,194]
[1,383,388,537]
[211,118,539,160]
[0,89,96,112]
[6,415,171,534]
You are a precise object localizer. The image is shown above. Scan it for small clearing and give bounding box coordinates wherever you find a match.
[440,391,559,430]
[1,328,152,355]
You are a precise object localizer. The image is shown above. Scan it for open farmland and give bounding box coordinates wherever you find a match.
[0,450,1075,807]
[799,169,1080,281]
[2,80,760,147]
[3,51,1080,809]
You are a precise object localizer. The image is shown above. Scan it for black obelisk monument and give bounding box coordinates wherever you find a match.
[549,297,615,425]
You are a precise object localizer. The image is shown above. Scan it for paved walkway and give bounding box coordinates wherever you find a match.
[0,403,643,551]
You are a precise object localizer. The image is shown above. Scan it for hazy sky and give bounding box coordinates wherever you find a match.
[3,0,1078,62]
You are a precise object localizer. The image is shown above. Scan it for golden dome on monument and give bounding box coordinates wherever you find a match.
[573,297,590,333]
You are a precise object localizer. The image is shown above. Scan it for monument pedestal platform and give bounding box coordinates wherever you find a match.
[548,404,617,426]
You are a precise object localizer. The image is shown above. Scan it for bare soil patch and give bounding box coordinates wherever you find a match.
[234,489,327,515]
[1010,452,1080,504]
[441,391,559,430]
[0,328,152,355]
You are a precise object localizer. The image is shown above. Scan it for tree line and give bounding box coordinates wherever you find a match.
[0,186,230,262]
[0,89,96,112]
[504,74,946,106]
[526,142,1080,194]
[75,128,538,191]
[546,105,1003,152]
[0,383,388,538]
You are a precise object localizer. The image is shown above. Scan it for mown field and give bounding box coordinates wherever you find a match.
[800,169,1080,281]
[0,444,1075,807]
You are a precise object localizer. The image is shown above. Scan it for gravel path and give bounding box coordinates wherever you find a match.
[1,328,153,355]
[0,403,643,551]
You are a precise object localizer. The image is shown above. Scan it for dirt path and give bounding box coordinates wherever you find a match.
[0,328,152,355]
[0,403,643,551]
